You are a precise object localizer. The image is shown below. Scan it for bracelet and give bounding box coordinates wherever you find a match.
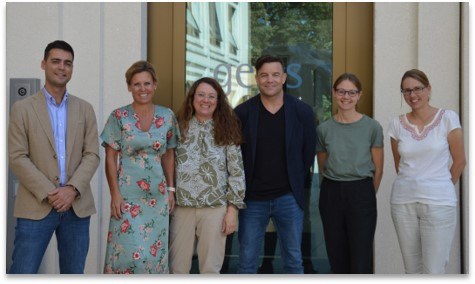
[166,186,176,192]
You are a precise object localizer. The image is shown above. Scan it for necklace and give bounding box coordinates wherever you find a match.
[135,104,155,119]
[133,104,155,131]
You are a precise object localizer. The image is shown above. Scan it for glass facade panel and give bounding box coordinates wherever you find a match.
[186,2,333,274]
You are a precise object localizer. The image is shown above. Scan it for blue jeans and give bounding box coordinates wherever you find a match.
[9,208,91,274]
[237,193,304,274]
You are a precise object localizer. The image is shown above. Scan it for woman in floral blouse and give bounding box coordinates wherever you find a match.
[170,77,246,274]
[101,61,179,273]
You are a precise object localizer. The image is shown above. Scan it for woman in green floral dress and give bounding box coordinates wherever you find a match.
[101,61,178,274]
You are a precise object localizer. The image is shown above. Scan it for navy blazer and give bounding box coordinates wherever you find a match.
[234,93,317,209]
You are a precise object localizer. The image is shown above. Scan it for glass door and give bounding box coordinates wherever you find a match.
[184,2,333,274]
[185,2,333,122]
[149,2,374,273]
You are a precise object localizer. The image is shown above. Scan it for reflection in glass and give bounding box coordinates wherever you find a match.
[209,2,223,47]
[228,6,238,55]
[186,4,200,37]
[251,2,333,124]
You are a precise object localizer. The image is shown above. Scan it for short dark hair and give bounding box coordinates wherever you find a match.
[44,40,74,61]
[254,55,285,73]
[333,73,362,92]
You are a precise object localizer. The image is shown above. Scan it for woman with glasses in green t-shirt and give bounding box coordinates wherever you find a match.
[316,73,384,274]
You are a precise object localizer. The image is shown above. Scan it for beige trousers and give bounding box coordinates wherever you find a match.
[169,205,227,274]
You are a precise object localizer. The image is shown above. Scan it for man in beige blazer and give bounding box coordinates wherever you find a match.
[8,40,99,274]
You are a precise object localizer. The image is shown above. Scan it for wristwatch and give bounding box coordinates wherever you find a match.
[166,186,176,192]
[67,184,81,199]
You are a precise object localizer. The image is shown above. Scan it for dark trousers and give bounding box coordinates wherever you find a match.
[319,177,377,274]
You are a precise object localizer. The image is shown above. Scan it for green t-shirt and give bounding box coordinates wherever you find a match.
[316,115,383,181]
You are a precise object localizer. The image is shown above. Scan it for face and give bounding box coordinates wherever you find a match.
[255,62,287,98]
[333,79,361,111]
[41,48,73,89]
[128,71,157,105]
[401,77,431,110]
[193,82,218,121]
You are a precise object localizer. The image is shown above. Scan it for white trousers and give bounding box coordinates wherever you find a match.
[391,203,457,274]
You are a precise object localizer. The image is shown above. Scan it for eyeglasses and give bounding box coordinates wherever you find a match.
[401,86,426,96]
[196,92,218,101]
[335,88,360,97]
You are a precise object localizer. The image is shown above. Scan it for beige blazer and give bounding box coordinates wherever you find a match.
[8,91,100,219]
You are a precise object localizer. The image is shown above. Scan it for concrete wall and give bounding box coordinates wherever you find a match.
[373,2,467,273]
[460,2,470,274]
[5,2,147,273]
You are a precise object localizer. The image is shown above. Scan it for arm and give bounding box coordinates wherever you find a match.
[371,147,384,193]
[447,128,466,185]
[105,145,123,220]
[222,144,246,235]
[390,138,400,174]
[49,102,100,212]
[161,148,175,213]
[65,102,100,193]
[303,107,317,174]
[8,102,56,202]
[222,204,238,236]
[316,151,327,183]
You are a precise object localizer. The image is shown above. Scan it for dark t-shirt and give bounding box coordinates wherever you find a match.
[247,102,291,200]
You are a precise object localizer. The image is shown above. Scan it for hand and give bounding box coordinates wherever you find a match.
[47,185,76,213]
[110,191,124,220]
[168,191,175,213]
[221,205,238,235]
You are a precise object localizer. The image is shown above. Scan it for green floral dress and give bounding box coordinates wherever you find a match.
[101,104,178,274]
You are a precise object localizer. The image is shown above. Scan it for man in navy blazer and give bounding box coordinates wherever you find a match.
[234,55,316,274]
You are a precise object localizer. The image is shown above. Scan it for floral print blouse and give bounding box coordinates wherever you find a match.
[175,117,246,209]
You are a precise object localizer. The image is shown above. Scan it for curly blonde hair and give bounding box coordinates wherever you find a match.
[176,77,243,146]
